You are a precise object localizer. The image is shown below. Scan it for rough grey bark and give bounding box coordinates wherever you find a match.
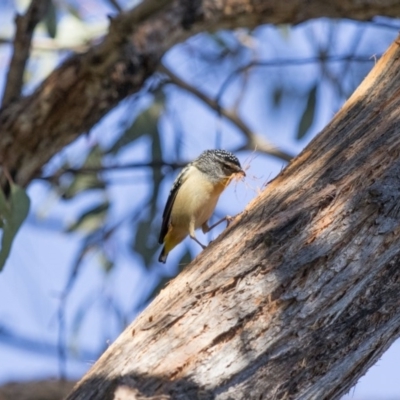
[1,0,400,186]
[0,380,75,400]
[1,0,50,107]
[65,38,400,399]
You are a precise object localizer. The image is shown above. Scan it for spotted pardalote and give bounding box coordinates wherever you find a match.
[158,149,246,263]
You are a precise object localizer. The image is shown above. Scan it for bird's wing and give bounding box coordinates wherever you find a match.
[158,165,191,244]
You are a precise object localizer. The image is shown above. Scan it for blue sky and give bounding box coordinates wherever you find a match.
[0,1,400,398]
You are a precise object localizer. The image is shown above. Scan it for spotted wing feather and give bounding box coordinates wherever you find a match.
[158,165,191,244]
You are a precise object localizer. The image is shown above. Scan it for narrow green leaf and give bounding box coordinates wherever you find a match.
[277,24,291,40]
[0,187,9,228]
[44,0,57,38]
[65,3,81,20]
[0,184,31,271]
[133,119,164,268]
[62,174,105,200]
[62,146,105,199]
[109,92,165,155]
[272,87,283,108]
[208,33,231,51]
[84,146,103,167]
[10,184,30,228]
[67,201,109,233]
[98,251,114,273]
[151,116,164,199]
[132,220,156,268]
[297,84,317,140]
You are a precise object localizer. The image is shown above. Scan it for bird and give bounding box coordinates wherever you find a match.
[158,149,246,263]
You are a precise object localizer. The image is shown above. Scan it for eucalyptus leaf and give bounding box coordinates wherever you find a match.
[44,0,57,38]
[62,174,105,200]
[151,118,164,201]
[132,220,156,267]
[67,201,109,233]
[277,24,291,40]
[272,86,283,108]
[0,187,8,228]
[62,146,105,199]
[99,251,114,273]
[129,109,165,268]
[208,33,231,51]
[65,3,81,20]
[0,184,31,271]
[109,92,165,155]
[297,84,317,140]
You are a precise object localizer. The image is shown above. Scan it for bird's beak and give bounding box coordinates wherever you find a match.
[238,168,246,177]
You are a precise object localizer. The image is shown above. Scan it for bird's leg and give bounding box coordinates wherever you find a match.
[202,215,233,233]
[189,233,206,249]
[189,221,207,249]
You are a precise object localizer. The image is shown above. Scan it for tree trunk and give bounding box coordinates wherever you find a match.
[1,0,400,186]
[65,37,400,399]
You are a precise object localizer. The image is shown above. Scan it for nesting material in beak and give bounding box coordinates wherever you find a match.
[234,169,246,181]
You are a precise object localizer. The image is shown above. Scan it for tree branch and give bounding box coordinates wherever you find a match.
[42,161,185,179]
[1,0,399,187]
[106,0,123,13]
[0,35,91,53]
[216,54,378,104]
[1,0,50,107]
[160,64,293,162]
[0,323,99,360]
[65,35,400,400]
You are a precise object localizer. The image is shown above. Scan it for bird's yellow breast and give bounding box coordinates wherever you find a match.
[170,167,227,231]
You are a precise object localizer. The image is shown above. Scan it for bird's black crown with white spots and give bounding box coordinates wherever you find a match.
[169,149,243,194]
[195,149,243,180]
[199,149,240,166]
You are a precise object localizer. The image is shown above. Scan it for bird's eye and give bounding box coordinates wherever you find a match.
[222,163,237,174]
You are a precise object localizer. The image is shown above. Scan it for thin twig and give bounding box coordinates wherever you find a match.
[215,54,379,105]
[107,0,123,13]
[2,0,50,107]
[160,64,293,162]
[55,202,150,377]
[0,35,96,53]
[39,161,185,182]
[0,323,99,360]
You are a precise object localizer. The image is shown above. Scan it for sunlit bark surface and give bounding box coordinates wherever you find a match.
[65,38,400,399]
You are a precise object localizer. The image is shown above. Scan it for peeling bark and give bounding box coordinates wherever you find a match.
[1,0,400,185]
[65,37,400,399]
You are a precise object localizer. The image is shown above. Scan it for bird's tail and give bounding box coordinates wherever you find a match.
[158,230,185,263]
[158,246,168,263]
